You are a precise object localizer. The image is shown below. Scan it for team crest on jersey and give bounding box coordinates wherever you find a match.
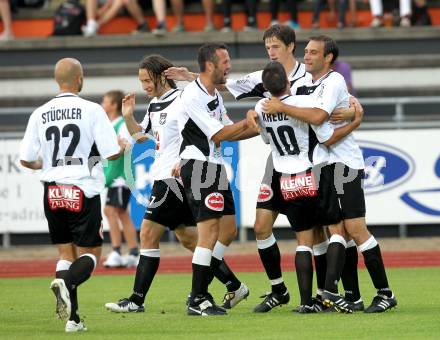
[205,192,224,211]
[47,185,83,212]
[317,84,325,99]
[159,112,167,125]
[257,184,273,202]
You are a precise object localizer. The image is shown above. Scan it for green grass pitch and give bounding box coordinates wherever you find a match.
[1,268,440,339]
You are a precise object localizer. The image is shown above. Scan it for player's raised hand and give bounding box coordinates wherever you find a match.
[164,67,196,81]
[122,94,136,118]
[261,97,282,115]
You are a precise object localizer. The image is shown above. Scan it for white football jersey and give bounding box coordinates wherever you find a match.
[20,93,120,197]
[178,78,232,165]
[226,61,306,100]
[298,71,364,169]
[140,89,183,181]
[256,94,334,175]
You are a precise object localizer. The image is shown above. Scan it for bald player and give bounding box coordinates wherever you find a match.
[20,58,124,333]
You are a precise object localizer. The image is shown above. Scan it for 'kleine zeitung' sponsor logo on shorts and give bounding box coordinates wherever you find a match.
[257,184,273,203]
[205,192,224,211]
[359,141,415,195]
[47,185,83,212]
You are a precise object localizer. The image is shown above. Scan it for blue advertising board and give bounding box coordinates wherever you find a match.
[128,141,240,229]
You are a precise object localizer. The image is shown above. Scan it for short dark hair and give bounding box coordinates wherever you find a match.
[308,35,339,64]
[139,54,177,89]
[197,43,228,72]
[104,90,124,114]
[262,61,288,97]
[263,24,296,54]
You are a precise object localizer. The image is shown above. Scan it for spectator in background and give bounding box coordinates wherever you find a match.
[270,0,300,29]
[312,0,336,28]
[221,0,258,32]
[153,0,215,34]
[369,0,412,27]
[170,0,184,32]
[412,0,431,26]
[151,0,185,35]
[346,0,357,27]
[101,90,139,268]
[312,0,357,29]
[0,0,13,41]
[82,0,149,37]
[333,60,357,96]
[202,0,216,31]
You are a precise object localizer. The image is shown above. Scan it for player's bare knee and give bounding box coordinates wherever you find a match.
[344,217,370,244]
[57,243,76,261]
[115,207,127,217]
[218,225,237,245]
[78,246,101,262]
[104,205,118,218]
[180,237,197,252]
[253,221,272,240]
[296,229,314,247]
[313,226,328,244]
[328,221,346,238]
[139,223,161,248]
[175,227,197,252]
[197,220,219,249]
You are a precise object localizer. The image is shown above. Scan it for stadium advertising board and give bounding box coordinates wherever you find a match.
[129,140,241,230]
[1,129,439,234]
[356,129,440,224]
[0,139,46,233]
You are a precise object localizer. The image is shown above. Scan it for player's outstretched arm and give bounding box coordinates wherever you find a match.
[262,98,328,125]
[122,93,148,143]
[228,122,260,141]
[246,109,260,132]
[212,119,249,144]
[164,67,198,82]
[323,100,363,146]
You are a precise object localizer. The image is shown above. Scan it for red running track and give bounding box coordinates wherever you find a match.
[1,251,439,278]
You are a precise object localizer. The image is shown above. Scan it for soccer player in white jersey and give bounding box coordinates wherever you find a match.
[178,44,258,316]
[104,55,250,314]
[19,58,122,332]
[233,24,308,312]
[263,35,397,313]
[248,61,362,313]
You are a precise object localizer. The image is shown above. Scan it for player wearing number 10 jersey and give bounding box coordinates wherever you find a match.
[20,58,122,332]
[249,61,362,312]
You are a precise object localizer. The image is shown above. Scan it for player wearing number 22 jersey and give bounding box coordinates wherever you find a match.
[19,57,121,333]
